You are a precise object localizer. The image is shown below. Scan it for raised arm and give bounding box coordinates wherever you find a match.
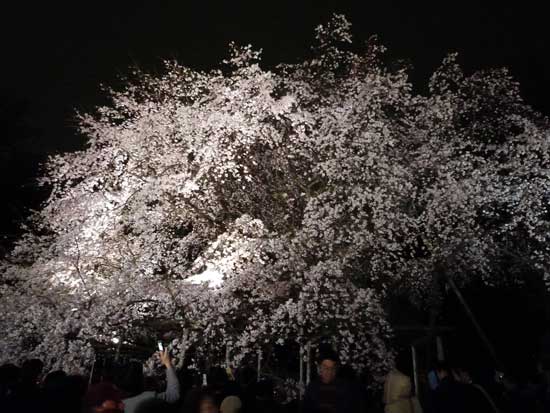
[156,349,180,403]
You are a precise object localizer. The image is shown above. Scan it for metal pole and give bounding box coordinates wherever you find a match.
[257,350,262,382]
[226,344,230,369]
[115,339,121,363]
[306,341,311,386]
[299,344,304,399]
[177,330,188,369]
[436,336,445,361]
[411,345,419,395]
[88,359,96,386]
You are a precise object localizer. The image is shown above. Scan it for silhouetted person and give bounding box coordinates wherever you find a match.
[206,366,231,406]
[135,397,173,413]
[12,358,43,412]
[42,370,68,413]
[384,351,414,413]
[0,364,19,398]
[252,378,280,413]
[0,364,20,413]
[303,351,358,413]
[432,361,462,413]
[504,361,547,413]
[452,365,499,413]
[182,372,204,413]
[84,381,125,413]
[197,392,219,413]
[121,349,180,413]
[235,366,256,413]
[220,395,242,413]
[65,374,89,413]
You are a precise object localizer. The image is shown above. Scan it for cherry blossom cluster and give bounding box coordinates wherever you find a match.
[1,15,548,386]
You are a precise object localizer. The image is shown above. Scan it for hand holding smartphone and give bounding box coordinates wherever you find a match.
[157,343,172,368]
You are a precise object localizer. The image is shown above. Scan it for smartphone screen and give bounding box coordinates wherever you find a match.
[158,341,164,351]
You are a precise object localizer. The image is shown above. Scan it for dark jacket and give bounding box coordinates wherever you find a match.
[303,379,358,413]
[432,377,463,413]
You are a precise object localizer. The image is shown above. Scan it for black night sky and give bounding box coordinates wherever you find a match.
[1,1,549,370]
[1,1,549,240]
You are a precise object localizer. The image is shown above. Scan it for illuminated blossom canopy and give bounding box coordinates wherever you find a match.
[1,15,549,383]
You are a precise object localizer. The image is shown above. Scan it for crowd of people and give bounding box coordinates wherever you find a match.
[0,348,293,413]
[1,347,550,413]
[384,349,550,413]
